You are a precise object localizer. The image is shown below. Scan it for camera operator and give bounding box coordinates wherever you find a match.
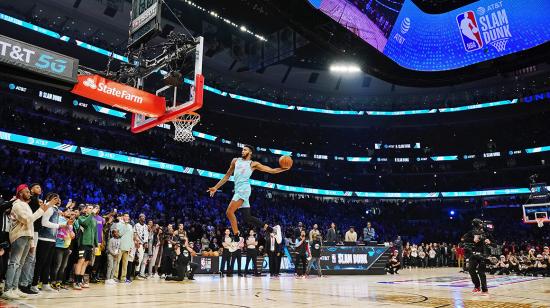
[463,218,494,295]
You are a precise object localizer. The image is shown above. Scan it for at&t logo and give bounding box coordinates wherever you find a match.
[393,17,411,45]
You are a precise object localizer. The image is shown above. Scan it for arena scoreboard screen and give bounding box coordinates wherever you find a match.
[128,0,162,48]
[309,0,550,71]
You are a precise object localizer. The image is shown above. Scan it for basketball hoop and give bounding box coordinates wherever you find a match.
[172,112,200,142]
[536,218,545,228]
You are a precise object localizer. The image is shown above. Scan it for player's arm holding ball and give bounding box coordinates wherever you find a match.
[252,155,293,174]
[207,158,237,197]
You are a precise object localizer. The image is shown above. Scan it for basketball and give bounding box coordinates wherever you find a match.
[279,155,293,169]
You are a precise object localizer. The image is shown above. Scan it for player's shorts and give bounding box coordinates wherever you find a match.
[78,245,94,261]
[232,184,251,208]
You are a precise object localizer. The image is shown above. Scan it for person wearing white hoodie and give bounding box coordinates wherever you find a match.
[2,184,48,300]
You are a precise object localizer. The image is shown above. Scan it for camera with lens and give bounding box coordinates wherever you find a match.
[464,219,494,257]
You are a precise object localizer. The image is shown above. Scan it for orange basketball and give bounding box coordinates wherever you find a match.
[279,155,293,169]
[213,251,219,257]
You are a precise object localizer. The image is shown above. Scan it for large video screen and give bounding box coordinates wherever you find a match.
[310,0,550,71]
[312,0,405,52]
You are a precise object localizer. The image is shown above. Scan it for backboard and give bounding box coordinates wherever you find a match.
[131,36,204,134]
[522,202,550,224]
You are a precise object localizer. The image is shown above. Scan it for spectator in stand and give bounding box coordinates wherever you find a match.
[3,184,47,300]
[456,245,465,269]
[113,213,133,283]
[32,193,65,292]
[494,255,510,275]
[73,204,98,290]
[90,205,106,283]
[309,224,321,242]
[134,213,149,280]
[294,230,308,278]
[148,225,162,278]
[363,222,376,243]
[345,227,357,243]
[105,229,120,285]
[19,183,43,296]
[325,222,338,243]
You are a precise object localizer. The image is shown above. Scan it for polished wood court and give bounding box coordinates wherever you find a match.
[8,268,550,308]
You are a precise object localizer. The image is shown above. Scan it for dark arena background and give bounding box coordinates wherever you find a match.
[0,0,549,307]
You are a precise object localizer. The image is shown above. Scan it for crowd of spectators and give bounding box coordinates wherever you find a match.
[1,95,550,193]
[0,142,548,301]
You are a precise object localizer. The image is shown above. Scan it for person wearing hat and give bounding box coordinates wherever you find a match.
[18,183,43,295]
[2,184,49,300]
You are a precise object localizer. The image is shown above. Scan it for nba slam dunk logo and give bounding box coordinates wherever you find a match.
[457,1,512,53]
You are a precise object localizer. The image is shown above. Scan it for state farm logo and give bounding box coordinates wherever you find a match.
[83,78,97,89]
[82,77,143,104]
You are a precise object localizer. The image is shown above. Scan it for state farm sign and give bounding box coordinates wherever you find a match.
[71,75,165,117]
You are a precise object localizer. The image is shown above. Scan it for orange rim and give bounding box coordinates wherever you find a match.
[171,112,200,122]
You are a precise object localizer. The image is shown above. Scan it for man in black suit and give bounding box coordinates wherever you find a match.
[440,243,450,267]
[325,222,338,243]
[266,232,280,277]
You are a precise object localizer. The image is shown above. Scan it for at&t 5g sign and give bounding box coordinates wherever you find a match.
[0,34,78,83]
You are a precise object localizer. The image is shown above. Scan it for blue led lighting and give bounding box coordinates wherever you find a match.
[0,129,542,199]
[346,157,372,162]
[431,155,458,161]
[92,105,127,118]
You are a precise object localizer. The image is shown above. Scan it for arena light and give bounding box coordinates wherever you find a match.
[330,64,361,73]
[183,0,267,41]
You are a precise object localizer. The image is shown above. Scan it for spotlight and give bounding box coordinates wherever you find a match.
[329,64,361,73]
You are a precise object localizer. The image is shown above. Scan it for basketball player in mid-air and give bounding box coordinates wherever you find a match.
[207,145,290,242]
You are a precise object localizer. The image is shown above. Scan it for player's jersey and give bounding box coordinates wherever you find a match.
[233,158,253,187]
[232,158,253,208]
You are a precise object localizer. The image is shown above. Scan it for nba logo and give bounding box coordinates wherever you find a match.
[456,11,483,52]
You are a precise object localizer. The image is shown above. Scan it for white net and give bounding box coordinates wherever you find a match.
[172,112,200,142]
[536,219,545,228]
[490,39,509,52]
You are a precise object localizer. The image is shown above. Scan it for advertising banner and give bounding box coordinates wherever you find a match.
[0,34,78,83]
[71,74,166,117]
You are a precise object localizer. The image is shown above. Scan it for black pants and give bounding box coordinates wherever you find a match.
[294,253,307,276]
[187,262,199,278]
[268,251,279,275]
[0,231,9,281]
[244,249,258,275]
[468,255,487,292]
[240,208,266,231]
[53,248,71,282]
[126,261,135,281]
[160,255,173,275]
[33,240,56,286]
[166,261,199,281]
[386,265,401,274]
[221,252,232,275]
[230,250,242,275]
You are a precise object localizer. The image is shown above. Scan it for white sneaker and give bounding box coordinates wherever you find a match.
[30,285,41,294]
[104,279,113,285]
[153,273,160,279]
[42,284,57,292]
[15,288,28,298]
[273,225,282,244]
[2,289,20,300]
